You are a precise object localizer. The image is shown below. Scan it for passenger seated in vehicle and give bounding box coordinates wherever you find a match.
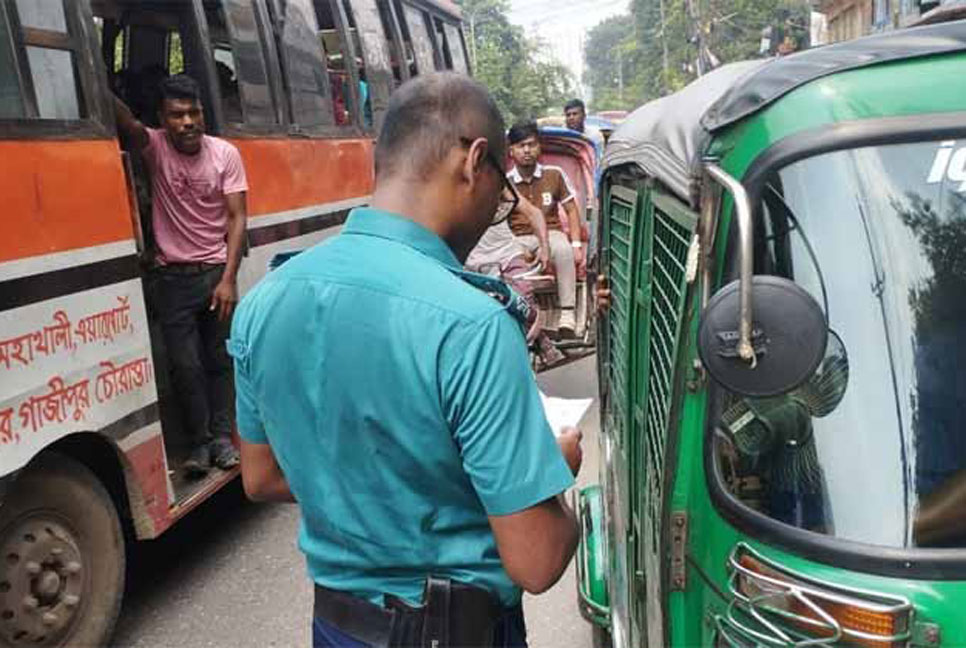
[466,191,563,365]
[506,120,585,333]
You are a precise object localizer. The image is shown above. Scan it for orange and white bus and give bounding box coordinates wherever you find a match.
[0,0,468,644]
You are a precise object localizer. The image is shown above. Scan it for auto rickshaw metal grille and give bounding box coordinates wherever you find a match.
[604,186,638,452]
[643,205,693,526]
[629,188,698,648]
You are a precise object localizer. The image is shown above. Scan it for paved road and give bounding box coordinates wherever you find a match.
[111,356,600,648]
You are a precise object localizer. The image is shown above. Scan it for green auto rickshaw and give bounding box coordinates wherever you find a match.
[575,19,966,648]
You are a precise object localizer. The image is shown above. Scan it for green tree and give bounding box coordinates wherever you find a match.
[585,0,810,110]
[583,16,634,112]
[459,0,574,124]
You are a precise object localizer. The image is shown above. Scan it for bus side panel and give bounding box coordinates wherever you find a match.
[234,137,375,217]
[233,137,375,293]
[0,140,135,263]
[0,138,169,537]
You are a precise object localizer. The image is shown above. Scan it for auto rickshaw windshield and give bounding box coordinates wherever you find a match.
[712,137,966,550]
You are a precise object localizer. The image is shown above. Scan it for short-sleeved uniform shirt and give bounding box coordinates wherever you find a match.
[228,208,574,607]
[143,128,248,264]
[507,163,576,236]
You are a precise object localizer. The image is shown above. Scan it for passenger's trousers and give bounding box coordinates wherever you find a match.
[150,265,233,448]
[517,230,576,309]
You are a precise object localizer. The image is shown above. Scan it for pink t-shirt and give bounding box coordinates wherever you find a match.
[144,128,248,264]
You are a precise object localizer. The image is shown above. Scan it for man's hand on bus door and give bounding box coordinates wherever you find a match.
[240,440,295,503]
[595,274,611,314]
[556,426,584,477]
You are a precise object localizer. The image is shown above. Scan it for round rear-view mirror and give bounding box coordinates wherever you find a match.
[698,276,827,398]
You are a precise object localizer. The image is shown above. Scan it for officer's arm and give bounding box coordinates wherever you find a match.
[488,495,578,594]
[240,439,295,503]
[443,314,579,595]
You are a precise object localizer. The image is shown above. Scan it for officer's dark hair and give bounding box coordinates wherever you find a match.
[158,74,202,109]
[375,73,505,181]
[507,120,539,146]
[564,99,585,113]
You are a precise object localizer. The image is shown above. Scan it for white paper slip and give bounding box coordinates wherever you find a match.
[539,392,594,436]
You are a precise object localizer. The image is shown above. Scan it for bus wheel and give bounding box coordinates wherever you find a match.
[0,454,125,647]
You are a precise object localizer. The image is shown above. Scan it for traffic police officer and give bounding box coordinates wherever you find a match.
[229,73,583,647]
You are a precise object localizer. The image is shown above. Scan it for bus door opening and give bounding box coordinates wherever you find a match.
[92,0,231,500]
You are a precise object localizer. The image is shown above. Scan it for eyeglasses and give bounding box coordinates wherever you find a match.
[460,137,519,225]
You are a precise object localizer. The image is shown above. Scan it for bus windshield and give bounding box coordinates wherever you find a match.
[713,138,966,549]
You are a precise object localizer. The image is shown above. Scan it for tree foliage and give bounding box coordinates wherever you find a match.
[585,0,810,112]
[458,0,574,124]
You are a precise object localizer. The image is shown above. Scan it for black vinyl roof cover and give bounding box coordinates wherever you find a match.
[602,20,966,205]
[602,60,765,205]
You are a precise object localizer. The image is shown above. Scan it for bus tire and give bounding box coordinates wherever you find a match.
[592,625,613,648]
[0,454,125,648]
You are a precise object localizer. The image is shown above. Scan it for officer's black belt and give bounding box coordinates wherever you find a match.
[313,577,503,648]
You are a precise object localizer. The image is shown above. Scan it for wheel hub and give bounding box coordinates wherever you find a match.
[0,518,85,645]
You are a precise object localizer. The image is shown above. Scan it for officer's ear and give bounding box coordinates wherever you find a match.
[462,137,488,185]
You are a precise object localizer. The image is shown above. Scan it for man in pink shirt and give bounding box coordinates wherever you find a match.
[114,75,248,476]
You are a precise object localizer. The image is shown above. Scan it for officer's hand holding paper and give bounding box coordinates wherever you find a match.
[541,392,593,477]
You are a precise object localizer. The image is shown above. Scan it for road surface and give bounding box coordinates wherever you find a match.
[111,356,600,647]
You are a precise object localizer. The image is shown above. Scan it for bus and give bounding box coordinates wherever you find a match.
[0,1,468,645]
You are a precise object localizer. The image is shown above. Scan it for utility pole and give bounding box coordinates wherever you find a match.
[685,0,705,76]
[658,0,670,82]
[469,14,478,71]
[617,48,624,103]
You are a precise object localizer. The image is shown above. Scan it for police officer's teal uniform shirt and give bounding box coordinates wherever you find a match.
[228,208,575,607]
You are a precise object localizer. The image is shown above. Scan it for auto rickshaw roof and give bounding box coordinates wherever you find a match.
[603,20,966,205]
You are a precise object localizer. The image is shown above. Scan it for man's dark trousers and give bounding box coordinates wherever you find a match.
[152,264,233,450]
[311,605,528,647]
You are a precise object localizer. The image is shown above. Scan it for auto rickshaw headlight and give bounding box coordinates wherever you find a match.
[726,544,914,648]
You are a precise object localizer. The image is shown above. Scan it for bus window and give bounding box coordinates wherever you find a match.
[6,0,87,120]
[313,0,357,127]
[375,0,406,84]
[442,22,468,74]
[15,0,68,32]
[169,31,185,74]
[273,0,335,129]
[400,3,435,74]
[338,0,372,128]
[342,0,398,130]
[390,0,417,76]
[432,17,452,70]
[205,0,279,127]
[0,6,25,118]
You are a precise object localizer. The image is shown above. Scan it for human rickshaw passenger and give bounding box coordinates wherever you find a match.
[467,192,564,365]
[506,120,585,333]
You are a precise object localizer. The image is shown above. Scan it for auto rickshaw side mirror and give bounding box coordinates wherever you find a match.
[698,276,828,397]
[699,162,828,397]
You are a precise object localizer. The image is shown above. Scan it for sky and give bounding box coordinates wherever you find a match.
[506,0,630,98]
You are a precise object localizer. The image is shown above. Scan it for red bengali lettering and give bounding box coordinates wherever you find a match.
[0,408,15,445]
[18,376,91,434]
[95,357,152,403]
